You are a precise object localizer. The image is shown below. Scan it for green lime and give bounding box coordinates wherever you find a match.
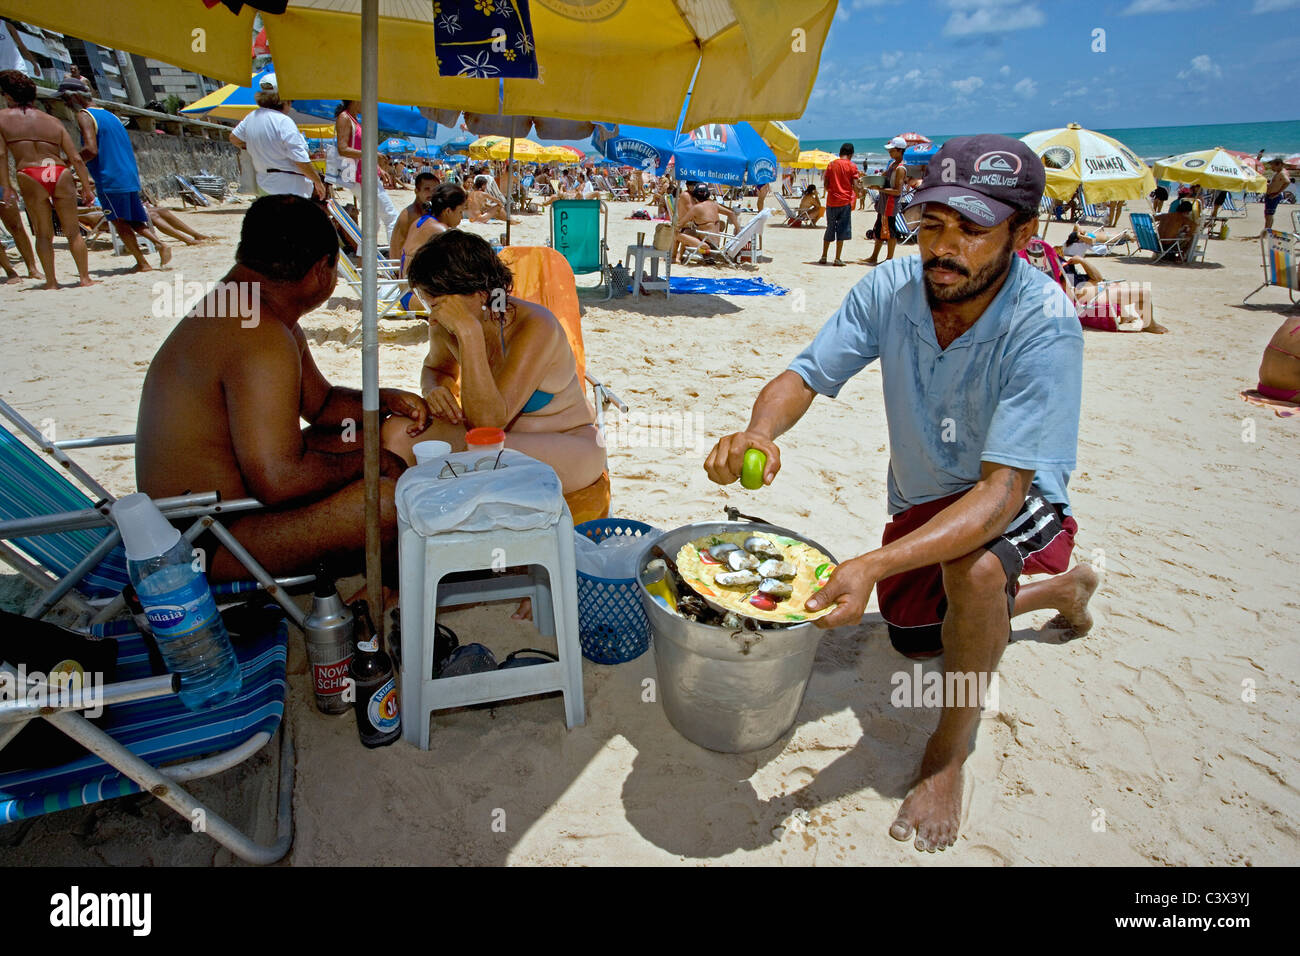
[741,448,767,489]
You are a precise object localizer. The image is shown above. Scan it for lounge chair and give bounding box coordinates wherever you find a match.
[682,210,772,267]
[774,192,814,227]
[327,197,393,261]
[174,175,210,209]
[546,199,610,295]
[1129,211,1190,264]
[1078,193,1110,226]
[1243,229,1299,304]
[337,255,426,347]
[0,400,309,863]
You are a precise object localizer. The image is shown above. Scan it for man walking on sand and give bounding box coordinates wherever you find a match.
[61,80,172,272]
[819,142,859,266]
[863,136,909,266]
[1262,158,1291,234]
[705,135,1098,853]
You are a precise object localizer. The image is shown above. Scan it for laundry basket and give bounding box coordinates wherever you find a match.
[574,519,658,664]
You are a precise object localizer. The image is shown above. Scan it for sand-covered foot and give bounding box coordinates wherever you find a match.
[4,274,21,285]
[1144,321,1170,334]
[890,759,964,852]
[512,597,533,621]
[159,244,172,267]
[129,261,154,273]
[77,276,96,287]
[1044,563,1099,638]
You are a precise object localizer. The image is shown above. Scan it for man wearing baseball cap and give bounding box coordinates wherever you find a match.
[863,136,909,265]
[704,134,1097,853]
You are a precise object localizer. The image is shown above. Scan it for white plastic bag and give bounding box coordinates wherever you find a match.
[574,528,661,580]
[395,449,564,535]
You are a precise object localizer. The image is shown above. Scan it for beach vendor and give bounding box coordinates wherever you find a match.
[704,135,1099,853]
[136,196,425,581]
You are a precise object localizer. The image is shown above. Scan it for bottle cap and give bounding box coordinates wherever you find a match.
[313,563,336,598]
[111,493,183,561]
[465,426,506,447]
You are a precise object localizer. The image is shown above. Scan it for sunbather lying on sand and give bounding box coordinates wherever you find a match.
[1258,313,1300,402]
[135,196,427,584]
[1060,226,1134,256]
[383,230,606,496]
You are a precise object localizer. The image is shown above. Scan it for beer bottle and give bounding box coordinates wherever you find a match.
[348,599,401,748]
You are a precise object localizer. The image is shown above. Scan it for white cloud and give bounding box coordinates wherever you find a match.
[941,0,1046,35]
[1014,77,1037,98]
[1251,0,1300,10]
[903,68,923,82]
[1121,0,1212,13]
[999,64,1012,76]
[1177,54,1223,83]
[951,75,985,95]
[881,49,905,68]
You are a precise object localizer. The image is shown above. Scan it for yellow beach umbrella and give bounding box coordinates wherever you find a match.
[467,135,508,160]
[754,120,800,164]
[296,124,338,139]
[1020,123,1155,203]
[179,82,256,121]
[485,138,546,162]
[789,149,836,169]
[1153,147,1268,193]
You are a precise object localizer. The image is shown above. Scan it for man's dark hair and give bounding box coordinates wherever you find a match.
[691,183,711,201]
[0,69,36,106]
[1174,199,1194,214]
[407,230,513,304]
[839,142,855,157]
[429,183,466,215]
[415,172,438,189]
[236,195,339,282]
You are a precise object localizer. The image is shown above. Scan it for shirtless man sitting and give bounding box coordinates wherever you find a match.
[465,175,519,224]
[674,183,739,263]
[135,196,430,583]
[1155,200,1199,261]
[387,172,438,266]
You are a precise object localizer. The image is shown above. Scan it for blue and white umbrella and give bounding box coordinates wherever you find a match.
[379,137,416,154]
[414,143,443,159]
[592,121,777,187]
[291,100,437,138]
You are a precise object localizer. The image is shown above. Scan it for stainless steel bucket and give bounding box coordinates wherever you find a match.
[636,521,839,753]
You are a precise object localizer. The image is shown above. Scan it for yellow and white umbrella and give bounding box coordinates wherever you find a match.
[1153,147,1268,193]
[1021,123,1155,203]
[754,120,800,164]
[789,149,836,169]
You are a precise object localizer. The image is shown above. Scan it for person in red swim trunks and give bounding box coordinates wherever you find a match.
[0,69,95,288]
[1258,314,1300,402]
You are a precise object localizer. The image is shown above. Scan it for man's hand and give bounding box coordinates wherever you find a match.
[423,385,465,424]
[379,449,409,480]
[381,388,431,435]
[704,430,782,486]
[804,554,880,629]
[313,179,326,200]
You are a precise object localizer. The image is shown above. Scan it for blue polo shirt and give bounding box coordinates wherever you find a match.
[788,255,1083,515]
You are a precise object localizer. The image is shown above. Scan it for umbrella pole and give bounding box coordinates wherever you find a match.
[505,118,516,247]
[361,0,383,620]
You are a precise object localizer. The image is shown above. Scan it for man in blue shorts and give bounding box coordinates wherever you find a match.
[705,135,1099,853]
[1263,158,1291,233]
[819,142,859,266]
[62,80,171,272]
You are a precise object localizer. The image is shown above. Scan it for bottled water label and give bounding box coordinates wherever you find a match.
[367,677,400,732]
[142,574,221,640]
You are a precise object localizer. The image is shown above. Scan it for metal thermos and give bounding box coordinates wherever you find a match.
[302,570,355,715]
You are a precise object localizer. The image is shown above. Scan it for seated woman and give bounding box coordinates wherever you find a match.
[1258,314,1300,402]
[382,231,607,495]
[797,184,824,226]
[400,182,465,276]
[1020,238,1167,333]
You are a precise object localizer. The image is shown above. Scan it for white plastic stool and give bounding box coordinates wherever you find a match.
[625,243,670,299]
[398,510,585,750]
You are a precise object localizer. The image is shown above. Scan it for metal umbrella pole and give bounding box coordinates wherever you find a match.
[360,0,383,618]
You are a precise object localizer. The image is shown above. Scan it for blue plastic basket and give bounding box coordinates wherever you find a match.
[574,519,658,665]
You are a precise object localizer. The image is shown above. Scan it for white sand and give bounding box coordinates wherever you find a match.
[2,192,1298,865]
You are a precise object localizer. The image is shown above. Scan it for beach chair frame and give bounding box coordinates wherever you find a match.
[1243,229,1299,304]
[1129,211,1185,264]
[774,192,812,226]
[682,210,772,266]
[546,199,610,294]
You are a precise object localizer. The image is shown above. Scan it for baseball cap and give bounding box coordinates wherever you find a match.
[885,136,908,150]
[904,134,1045,228]
[259,73,278,93]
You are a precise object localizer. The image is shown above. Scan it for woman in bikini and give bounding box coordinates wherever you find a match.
[399,182,465,276]
[382,230,606,496]
[1258,314,1300,402]
[0,70,95,288]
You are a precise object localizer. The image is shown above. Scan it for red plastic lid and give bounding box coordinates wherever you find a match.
[465,427,506,446]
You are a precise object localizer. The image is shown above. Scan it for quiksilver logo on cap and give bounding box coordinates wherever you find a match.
[946,194,996,224]
[970,150,1021,188]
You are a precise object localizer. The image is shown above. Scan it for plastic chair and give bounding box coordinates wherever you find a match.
[546,199,609,294]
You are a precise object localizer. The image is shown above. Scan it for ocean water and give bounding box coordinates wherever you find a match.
[805,120,1300,169]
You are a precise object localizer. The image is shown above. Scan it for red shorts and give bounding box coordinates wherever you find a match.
[875,488,1078,657]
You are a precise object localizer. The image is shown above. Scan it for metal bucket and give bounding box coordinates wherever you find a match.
[636,520,838,753]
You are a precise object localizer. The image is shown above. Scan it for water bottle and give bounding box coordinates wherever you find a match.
[112,493,241,711]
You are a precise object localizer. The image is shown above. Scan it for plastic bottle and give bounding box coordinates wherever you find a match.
[112,493,241,711]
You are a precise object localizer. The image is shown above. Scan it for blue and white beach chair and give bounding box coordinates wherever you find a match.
[1129,211,1187,264]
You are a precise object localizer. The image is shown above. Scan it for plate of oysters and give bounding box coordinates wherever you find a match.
[674,531,837,624]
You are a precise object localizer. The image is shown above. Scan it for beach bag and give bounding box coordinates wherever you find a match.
[653,223,675,251]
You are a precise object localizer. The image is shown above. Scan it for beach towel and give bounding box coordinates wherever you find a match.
[630,276,788,296]
[1239,387,1300,418]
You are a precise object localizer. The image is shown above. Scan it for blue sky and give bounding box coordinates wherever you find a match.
[792,0,1300,138]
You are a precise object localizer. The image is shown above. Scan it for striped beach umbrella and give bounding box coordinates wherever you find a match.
[1021,123,1155,203]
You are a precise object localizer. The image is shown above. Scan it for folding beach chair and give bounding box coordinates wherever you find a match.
[1243,229,1299,304]
[327,196,394,261]
[774,192,813,226]
[1078,192,1109,226]
[1129,212,1186,264]
[174,175,211,209]
[336,255,427,347]
[0,401,308,863]
[547,199,609,295]
[1222,192,1247,219]
[682,209,772,266]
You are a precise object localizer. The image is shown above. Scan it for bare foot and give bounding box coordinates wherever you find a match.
[159,244,172,267]
[890,753,964,852]
[512,597,533,621]
[78,276,97,287]
[1144,321,1170,334]
[1044,562,1100,638]
[129,261,154,273]
[342,583,396,617]
[38,281,59,290]
[3,274,21,285]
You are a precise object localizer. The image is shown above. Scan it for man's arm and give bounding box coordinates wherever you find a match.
[75,110,98,163]
[704,370,816,486]
[389,209,412,265]
[58,126,95,203]
[229,131,246,149]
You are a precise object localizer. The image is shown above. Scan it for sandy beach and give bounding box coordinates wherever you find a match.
[2,190,1298,866]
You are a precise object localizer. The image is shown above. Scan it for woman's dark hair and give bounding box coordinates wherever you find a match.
[429,183,466,215]
[332,102,346,118]
[407,230,513,304]
[0,69,37,106]
[803,184,818,196]
[236,195,339,282]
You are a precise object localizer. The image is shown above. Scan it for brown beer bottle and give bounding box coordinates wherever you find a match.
[348,600,401,748]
